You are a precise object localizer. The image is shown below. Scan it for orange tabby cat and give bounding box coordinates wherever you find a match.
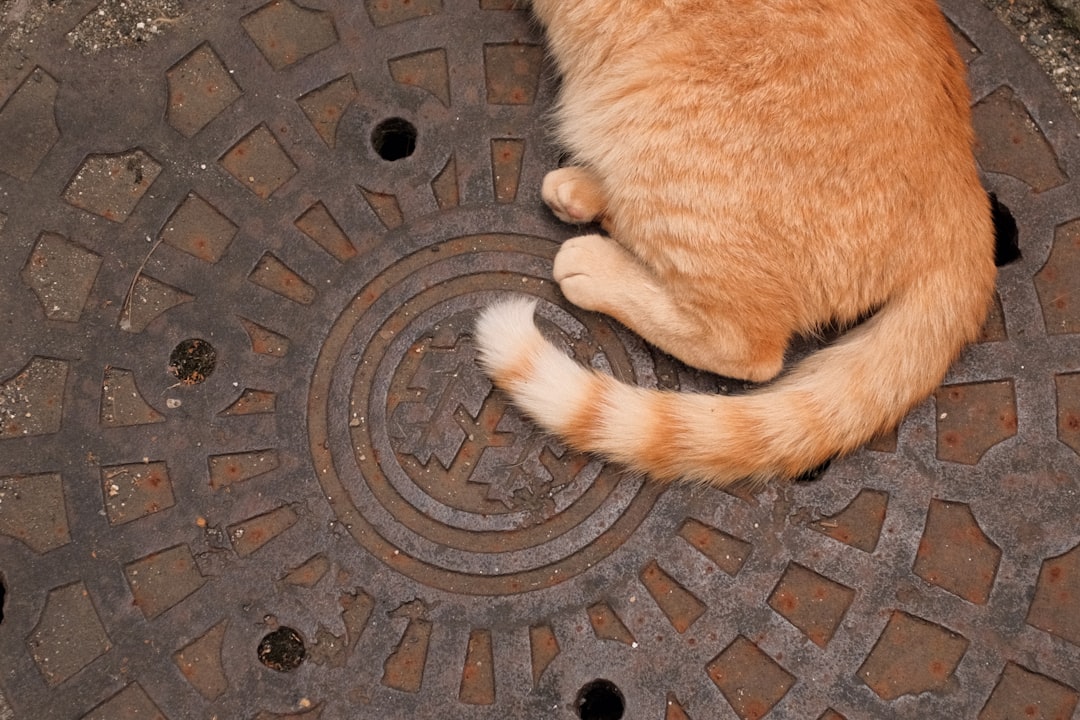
[475,0,997,485]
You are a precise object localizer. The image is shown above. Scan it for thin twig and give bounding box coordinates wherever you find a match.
[120,234,166,330]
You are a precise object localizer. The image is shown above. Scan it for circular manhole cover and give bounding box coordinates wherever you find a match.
[0,1,1078,719]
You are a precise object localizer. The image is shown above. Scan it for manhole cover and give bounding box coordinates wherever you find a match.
[0,1,1078,718]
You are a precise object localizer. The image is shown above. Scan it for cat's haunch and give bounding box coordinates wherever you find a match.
[476,0,997,485]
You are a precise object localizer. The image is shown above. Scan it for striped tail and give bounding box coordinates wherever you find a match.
[473,282,988,486]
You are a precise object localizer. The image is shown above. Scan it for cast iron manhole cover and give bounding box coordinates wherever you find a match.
[0,1,1079,718]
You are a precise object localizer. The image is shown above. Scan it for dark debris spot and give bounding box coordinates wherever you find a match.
[168,338,217,385]
[258,626,305,672]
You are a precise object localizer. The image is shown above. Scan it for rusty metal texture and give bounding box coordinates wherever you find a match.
[0,0,1078,718]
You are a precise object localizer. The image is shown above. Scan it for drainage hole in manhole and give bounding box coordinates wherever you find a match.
[575,679,625,720]
[795,457,831,483]
[168,338,217,385]
[372,117,417,161]
[258,627,305,672]
[989,192,1020,267]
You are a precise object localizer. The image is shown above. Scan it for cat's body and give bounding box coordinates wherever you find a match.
[475,0,997,484]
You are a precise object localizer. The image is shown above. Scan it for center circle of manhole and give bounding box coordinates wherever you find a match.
[309,233,664,595]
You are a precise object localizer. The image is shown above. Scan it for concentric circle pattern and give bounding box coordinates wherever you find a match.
[0,1,1078,718]
[310,231,665,596]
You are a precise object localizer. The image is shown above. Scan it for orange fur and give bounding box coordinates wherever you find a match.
[475,0,997,485]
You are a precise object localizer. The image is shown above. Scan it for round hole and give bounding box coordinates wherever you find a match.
[371,117,417,161]
[257,626,306,672]
[576,679,625,720]
[795,458,831,483]
[989,192,1020,267]
[168,338,217,385]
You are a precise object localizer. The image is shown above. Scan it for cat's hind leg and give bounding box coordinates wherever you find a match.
[554,234,652,314]
[553,234,785,383]
[542,166,607,224]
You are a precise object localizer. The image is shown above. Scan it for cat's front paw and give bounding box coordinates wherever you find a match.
[553,234,635,312]
[542,167,606,224]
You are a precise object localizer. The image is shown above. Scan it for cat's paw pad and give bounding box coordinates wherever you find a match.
[553,235,629,311]
[542,168,605,224]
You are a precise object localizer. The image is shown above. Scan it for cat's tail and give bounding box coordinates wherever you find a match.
[473,280,989,485]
